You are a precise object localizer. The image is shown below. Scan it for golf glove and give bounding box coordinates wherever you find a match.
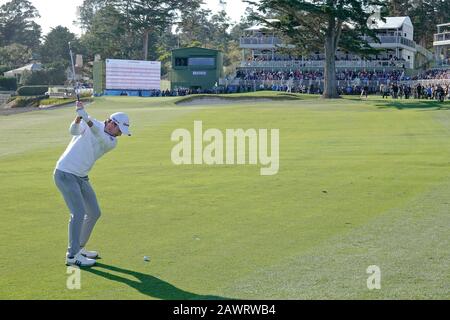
[77,108,90,121]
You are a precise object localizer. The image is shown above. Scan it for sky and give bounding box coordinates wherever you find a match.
[0,0,249,36]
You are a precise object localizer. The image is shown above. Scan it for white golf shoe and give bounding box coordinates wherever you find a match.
[66,252,96,267]
[80,248,99,259]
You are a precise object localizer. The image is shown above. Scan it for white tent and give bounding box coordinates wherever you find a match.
[244,19,281,32]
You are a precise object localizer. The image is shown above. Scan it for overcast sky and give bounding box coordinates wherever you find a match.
[0,0,249,36]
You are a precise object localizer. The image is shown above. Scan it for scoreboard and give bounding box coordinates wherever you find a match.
[105,59,161,91]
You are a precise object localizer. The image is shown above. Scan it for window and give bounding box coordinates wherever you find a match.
[175,58,188,67]
[188,57,215,66]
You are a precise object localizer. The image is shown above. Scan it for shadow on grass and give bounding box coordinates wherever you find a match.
[376,99,450,110]
[84,262,232,300]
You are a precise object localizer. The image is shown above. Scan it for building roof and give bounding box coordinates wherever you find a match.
[7,63,42,73]
[369,16,413,30]
[172,46,220,53]
[4,63,42,77]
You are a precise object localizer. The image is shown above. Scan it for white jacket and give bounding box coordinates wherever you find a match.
[56,119,117,177]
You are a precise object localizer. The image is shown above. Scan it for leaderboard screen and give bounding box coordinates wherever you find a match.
[106,59,161,90]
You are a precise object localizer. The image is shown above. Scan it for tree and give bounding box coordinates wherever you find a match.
[127,0,183,60]
[0,43,32,68]
[80,5,129,60]
[0,0,41,49]
[175,6,213,48]
[77,0,203,61]
[388,0,408,15]
[248,0,386,98]
[210,10,232,52]
[76,0,121,31]
[39,26,80,66]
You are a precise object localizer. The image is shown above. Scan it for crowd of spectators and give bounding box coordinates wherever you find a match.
[127,68,449,101]
[138,82,448,101]
[139,87,235,97]
[236,69,409,82]
[247,55,406,63]
[380,83,449,101]
[412,69,450,80]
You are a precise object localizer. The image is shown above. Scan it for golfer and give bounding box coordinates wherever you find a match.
[54,101,131,267]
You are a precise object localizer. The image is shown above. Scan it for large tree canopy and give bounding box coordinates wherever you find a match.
[39,26,80,66]
[247,0,387,98]
[0,43,32,69]
[0,0,41,49]
[77,0,202,60]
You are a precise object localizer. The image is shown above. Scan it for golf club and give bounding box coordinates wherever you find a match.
[68,41,80,102]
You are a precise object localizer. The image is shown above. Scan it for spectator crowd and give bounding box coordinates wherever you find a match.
[236,70,409,82]
[130,68,449,101]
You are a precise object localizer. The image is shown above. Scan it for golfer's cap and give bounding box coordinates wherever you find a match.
[110,112,131,136]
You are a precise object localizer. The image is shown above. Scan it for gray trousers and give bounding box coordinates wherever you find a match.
[54,169,101,257]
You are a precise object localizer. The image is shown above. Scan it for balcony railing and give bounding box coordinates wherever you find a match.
[240,60,411,69]
[434,32,450,42]
[241,35,417,49]
[240,37,283,46]
[416,44,433,60]
[362,36,416,49]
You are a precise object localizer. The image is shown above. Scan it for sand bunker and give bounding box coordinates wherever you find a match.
[176,96,299,106]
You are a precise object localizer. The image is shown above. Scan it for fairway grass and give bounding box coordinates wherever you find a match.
[0,93,448,299]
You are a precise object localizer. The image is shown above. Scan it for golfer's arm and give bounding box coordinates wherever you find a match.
[69,117,83,135]
[86,120,113,149]
[85,119,102,136]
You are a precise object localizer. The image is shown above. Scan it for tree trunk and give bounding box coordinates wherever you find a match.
[143,29,150,60]
[323,19,339,99]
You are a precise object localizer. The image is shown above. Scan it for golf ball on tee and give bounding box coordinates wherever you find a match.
[144,256,150,262]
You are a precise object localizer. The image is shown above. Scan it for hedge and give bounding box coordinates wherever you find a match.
[17,85,49,96]
[0,76,17,91]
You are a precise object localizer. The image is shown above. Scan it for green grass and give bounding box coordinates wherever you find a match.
[0,92,448,299]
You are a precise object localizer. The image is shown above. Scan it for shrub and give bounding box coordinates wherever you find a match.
[39,98,75,106]
[20,65,66,86]
[10,95,46,108]
[17,86,49,96]
[11,97,35,108]
[0,65,11,76]
[0,77,17,91]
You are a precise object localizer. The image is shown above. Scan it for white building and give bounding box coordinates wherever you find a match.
[366,16,416,68]
[239,16,424,70]
[433,23,450,66]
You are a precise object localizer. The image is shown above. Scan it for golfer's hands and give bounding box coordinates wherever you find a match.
[76,101,84,110]
[76,101,89,120]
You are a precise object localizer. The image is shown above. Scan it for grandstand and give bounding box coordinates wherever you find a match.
[233,16,437,94]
